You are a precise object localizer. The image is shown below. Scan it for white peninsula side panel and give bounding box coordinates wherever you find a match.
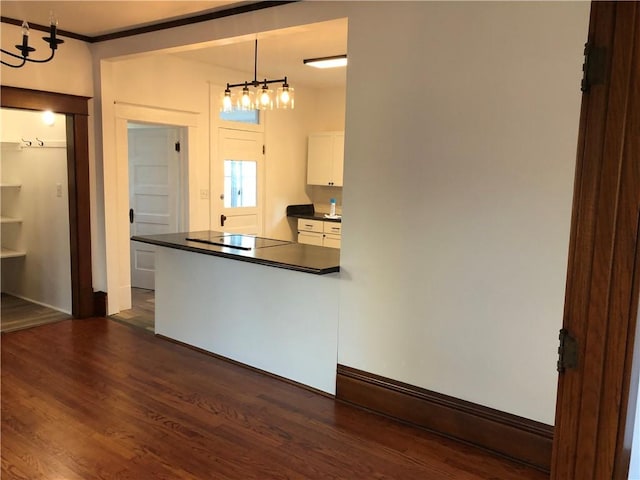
[155,247,340,394]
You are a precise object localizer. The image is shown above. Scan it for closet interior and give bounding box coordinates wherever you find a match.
[1,107,72,331]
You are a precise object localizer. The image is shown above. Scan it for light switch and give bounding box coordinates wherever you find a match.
[56,183,63,197]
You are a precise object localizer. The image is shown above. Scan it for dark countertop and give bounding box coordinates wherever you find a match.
[289,212,342,223]
[286,204,342,223]
[131,231,340,275]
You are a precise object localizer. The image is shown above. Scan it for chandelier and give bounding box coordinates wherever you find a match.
[1,13,64,68]
[221,39,294,112]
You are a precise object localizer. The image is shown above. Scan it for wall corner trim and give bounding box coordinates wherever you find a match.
[336,364,553,473]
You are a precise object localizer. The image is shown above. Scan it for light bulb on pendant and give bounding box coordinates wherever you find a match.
[276,79,294,109]
[256,81,274,110]
[239,83,254,111]
[221,85,233,112]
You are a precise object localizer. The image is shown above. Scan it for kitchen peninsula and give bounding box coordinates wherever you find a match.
[132,231,340,394]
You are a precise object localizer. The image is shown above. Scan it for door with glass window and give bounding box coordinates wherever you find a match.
[217,128,264,235]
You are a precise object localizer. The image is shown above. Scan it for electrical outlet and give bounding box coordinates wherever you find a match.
[200,189,210,200]
[56,183,63,197]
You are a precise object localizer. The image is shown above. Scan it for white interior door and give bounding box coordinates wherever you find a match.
[217,128,264,235]
[129,124,182,290]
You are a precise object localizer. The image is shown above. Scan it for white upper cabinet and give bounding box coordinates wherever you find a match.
[307,132,344,187]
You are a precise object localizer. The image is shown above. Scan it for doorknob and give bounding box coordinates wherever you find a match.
[220,214,227,227]
[129,208,134,224]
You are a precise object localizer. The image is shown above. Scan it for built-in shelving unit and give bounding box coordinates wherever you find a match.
[0,247,26,259]
[1,150,25,260]
[0,216,23,224]
[0,141,22,151]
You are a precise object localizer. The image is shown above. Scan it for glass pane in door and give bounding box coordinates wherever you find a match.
[224,159,257,208]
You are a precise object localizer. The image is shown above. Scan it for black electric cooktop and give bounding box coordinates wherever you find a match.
[185,232,291,251]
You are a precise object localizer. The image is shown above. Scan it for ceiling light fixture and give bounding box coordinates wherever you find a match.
[1,12,64,68]
[303,54,348,69]
[221,39,294,112]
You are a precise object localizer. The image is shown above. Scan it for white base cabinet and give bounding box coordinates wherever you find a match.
[298,218,341,249]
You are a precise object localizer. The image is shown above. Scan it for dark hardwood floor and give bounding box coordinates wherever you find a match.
[110,287,155,332]
[1,318,548,479]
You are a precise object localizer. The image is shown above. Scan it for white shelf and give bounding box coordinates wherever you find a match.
[0,216,22,224]
[0,247,26,259]
[0,142,23,151]
[0,183,21,188]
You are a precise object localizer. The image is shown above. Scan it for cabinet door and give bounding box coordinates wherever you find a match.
[307,134,333,186]
[298,231,323,246]
[323,234,341,249]
[331,133,345,187]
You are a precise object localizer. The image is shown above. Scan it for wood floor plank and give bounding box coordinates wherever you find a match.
[1,319,548,479]
[0,293,71,333]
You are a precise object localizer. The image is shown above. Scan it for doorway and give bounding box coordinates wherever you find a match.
[108,102,198,316]
[0,107,73,332]
[0,86,93,318]
[112,122,186,332]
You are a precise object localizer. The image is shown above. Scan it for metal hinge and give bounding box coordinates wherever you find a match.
[262,144,265,155]
[557,328,578,373]
[581,42,606,93]
[175,141,181,152]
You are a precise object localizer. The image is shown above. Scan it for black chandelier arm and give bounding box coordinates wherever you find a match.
[1,56,27,68]
[1,47,28,60]
[23,48,57,63]
[226,78,288,89]
[1,47,56,64]
[1,19,64,68]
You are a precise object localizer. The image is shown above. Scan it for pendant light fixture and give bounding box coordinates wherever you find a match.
[1,12,64,68]
[221,39,294,112]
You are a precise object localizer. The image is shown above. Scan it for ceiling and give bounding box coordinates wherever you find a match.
[0,1,348,89]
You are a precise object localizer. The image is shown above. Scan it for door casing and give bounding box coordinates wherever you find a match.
[0,86,94,318]
[551,3,640,478]
[109,103,197,314]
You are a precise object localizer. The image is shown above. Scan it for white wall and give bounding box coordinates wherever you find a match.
[1,109,72,313]
[90,1,589,424]
[339,2,589,424]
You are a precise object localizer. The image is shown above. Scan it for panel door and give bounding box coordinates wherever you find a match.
[217,128,264,235]
[129,125,181,290]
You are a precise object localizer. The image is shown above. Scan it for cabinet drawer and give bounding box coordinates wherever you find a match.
[297,218,323,233]
[298,231,323,246]
[323,222,342,235]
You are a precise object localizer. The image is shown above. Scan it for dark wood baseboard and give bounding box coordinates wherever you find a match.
[336,364,553,473]
[93,291,107,317]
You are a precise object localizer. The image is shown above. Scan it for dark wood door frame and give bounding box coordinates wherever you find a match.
[551,2,640,479]
[1,86,95,318]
